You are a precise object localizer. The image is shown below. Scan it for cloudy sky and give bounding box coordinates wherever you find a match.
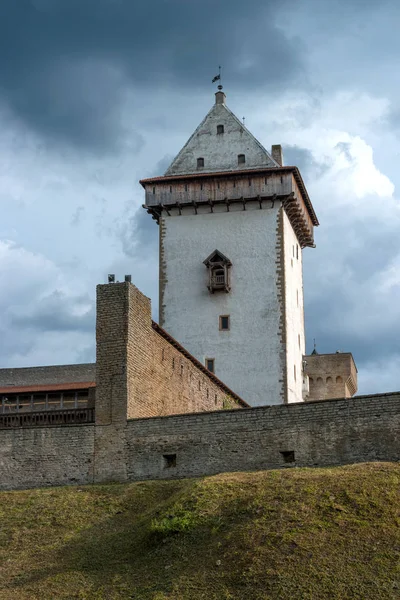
[1,0,399,396]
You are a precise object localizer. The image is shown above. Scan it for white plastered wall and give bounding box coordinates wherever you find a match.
[160,203,285,406]
[282,210,306,403]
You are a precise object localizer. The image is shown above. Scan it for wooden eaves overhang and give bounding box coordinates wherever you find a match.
[140,166,319,249]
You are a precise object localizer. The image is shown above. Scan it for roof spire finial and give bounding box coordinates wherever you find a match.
[311,338,318,355]
[213,66,226,105]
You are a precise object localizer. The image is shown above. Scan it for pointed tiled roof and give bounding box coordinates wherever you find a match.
[165,90,279,176]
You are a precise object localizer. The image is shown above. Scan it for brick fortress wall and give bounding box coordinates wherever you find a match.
[305,353,358,401]
[96,281,244,422]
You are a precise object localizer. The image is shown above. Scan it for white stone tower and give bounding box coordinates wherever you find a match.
[141,88,318,406]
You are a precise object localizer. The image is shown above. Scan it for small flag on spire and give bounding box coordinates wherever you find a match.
[212,66,222,84]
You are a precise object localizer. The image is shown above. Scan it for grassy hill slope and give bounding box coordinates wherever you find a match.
[0,463,399,599]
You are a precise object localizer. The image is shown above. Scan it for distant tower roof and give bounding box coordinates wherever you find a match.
[164,90,280,177]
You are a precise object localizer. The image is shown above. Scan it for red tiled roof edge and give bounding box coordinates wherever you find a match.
[139,166,318,227]
[0,382,96,394]
[151,321,249,408]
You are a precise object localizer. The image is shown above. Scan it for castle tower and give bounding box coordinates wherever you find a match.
[141,89,318,406]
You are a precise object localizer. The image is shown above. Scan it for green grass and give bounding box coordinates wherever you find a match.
[0,463,399,599]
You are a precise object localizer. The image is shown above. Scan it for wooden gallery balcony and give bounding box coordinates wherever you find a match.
[0,382,95,428]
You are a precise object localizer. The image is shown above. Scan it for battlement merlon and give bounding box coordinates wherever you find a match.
[140,166,319,249]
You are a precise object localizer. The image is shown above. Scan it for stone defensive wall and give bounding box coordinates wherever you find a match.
[0,392,399,491]
[0,281,398,491]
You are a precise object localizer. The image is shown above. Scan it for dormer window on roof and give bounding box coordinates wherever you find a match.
[238,154,246,165]
[203,250,232,294]
[197,157,204,168]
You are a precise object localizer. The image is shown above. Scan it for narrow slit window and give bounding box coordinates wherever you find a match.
[152,187,156,194]
[219,315,230,331]
[197,157,204,168]
[206,358,215,373]
[238,154,246,165]
[217,124,224,134]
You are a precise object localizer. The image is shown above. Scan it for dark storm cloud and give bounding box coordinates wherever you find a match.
[0,0,303,148]
[121,206,158,258]
[10,291,95,333]
[303,219,400,368]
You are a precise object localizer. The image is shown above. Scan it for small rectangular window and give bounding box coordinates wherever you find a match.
[152,187,156,194]
[206,358,215,373]
[296,244,299,259]
[217,124,224,134]
[184,184,188,191]
[219,315,230,330]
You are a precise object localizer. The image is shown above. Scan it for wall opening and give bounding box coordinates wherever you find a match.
[197,157,204,168]
[217,124,224,134]
[206,358,215,373]
[238,154,245,165]
[280,450,295,464]
[163,454,177,469]
[219,315,230,331]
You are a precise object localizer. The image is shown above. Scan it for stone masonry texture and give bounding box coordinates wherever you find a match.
[305,353,358,401]
[0,425,94,491]
[126,393,400,481]
[96,281,242,422]
[0,393,399,491]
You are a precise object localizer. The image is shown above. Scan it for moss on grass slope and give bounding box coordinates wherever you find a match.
[0,463,399,599]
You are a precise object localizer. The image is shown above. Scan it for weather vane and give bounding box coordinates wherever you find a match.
[212,65,222,89]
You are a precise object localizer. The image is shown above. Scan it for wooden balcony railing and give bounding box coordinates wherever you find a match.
[0,407,95,428]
